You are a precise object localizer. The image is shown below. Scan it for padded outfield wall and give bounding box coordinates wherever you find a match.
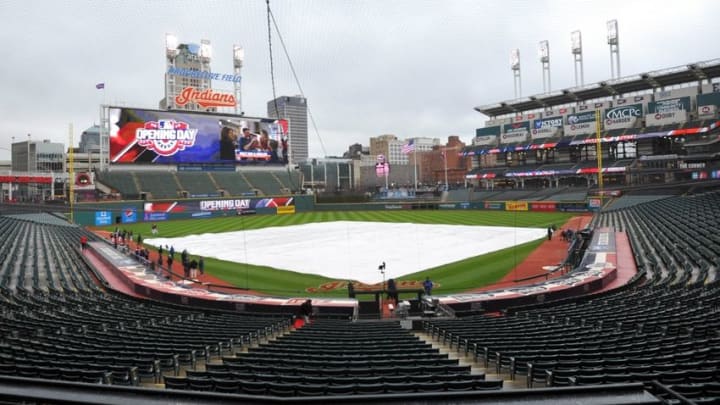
[313,200,590,212]
[72,195,315,226]
[73,196,591,226]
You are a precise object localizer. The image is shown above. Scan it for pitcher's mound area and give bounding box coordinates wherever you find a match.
[146,221,546,284]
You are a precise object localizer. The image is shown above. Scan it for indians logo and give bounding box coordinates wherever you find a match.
[135,120,198,156]
[175,87,237,108]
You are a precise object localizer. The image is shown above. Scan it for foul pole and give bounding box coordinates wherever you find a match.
[595,109,604,204]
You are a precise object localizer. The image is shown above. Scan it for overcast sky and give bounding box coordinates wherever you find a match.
[1,0,718,161]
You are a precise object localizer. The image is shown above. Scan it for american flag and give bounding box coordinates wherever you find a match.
[95,83,105,89]
[402,139,415,154]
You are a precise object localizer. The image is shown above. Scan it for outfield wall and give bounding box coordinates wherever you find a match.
[73,195,314,226]
[72,195,589,226]
[313,200,589,212]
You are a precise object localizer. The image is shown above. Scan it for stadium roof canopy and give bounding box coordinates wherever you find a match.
[475,58,720,117]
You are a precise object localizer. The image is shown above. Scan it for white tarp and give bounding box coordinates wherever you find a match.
[146,221,546,284]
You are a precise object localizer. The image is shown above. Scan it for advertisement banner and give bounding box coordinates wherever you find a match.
[144,212,169,221]
[476,126,501,137]
[74,172,94,191]
[94,211,113,226]
[485,118,511,127]
[531,116,563,140]
[587,198,603,210]
[109,107,288,165]
[121,208,137,224]
[473,135,497,146]
[174,87,237,109]
[645,110,689,126]
[613,95,650,106]
[483,201,505,210]
[577,102,610,112]
[138,197,297,221]
[475,126,500,146]
[197,197,294,212]
[604,104,643,130]
[276,206,296,215]
[530,202,557,212]
[501,122,530,144]
[513,112,540,122]
[557,202,589,212]
[647,97,691,114]
[697,92,720,119]
[505,201,529,211]
[698,104,718,119]
[564,111,597,136]
[544,107,574,117]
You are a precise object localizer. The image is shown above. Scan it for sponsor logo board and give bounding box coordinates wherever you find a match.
[603,104,642,130]
[505,201,529,211]
[94,211,113,226]
[645,110,689,126]
[474,135,497,146]
[174,86,237,108]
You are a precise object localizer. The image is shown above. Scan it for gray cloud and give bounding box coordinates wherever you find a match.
[1,0,718,161]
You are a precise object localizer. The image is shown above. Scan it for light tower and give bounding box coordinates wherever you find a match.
[607,19,620,79]
[233,45,245,115]
[199,39,212,87]
[511,48,522,99]
[163,34,213,111]
[539,40,551,93]
[164,33,179,109]
[571,30,584,86]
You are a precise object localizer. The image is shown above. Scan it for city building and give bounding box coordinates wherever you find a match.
[9,139,66,200]
[159,38,214,112]
[369,134,397,163]
[343,143,364,160]
[79,125,101,153]
[298,157,355,192]
[11,139,65,173]
[267,95,308,163]
[370,135,440,165]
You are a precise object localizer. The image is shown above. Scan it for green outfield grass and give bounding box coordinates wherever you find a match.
[100,210,576,297]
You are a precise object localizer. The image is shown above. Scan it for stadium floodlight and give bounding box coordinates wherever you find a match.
[539,41,551,93]
[233,45,245,115]
[165,33,178,56]
[538,40,549,63]
[510,49,522,99]
[233,45,244,68]
[200,39,212,59]
[607,19,621,79]
[571,31,582,54]
[607,19,619,45]
[571,30,584,87]
[510,48,520,71]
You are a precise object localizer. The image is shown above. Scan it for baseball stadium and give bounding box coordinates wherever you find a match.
[2,6,720,405]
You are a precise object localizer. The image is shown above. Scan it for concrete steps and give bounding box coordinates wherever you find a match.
[413,330,529,390]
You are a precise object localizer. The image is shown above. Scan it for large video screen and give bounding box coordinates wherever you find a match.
[109,107,288,164]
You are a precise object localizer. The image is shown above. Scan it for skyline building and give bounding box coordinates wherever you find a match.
[267,95,308,163]
[159,37,214,112]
